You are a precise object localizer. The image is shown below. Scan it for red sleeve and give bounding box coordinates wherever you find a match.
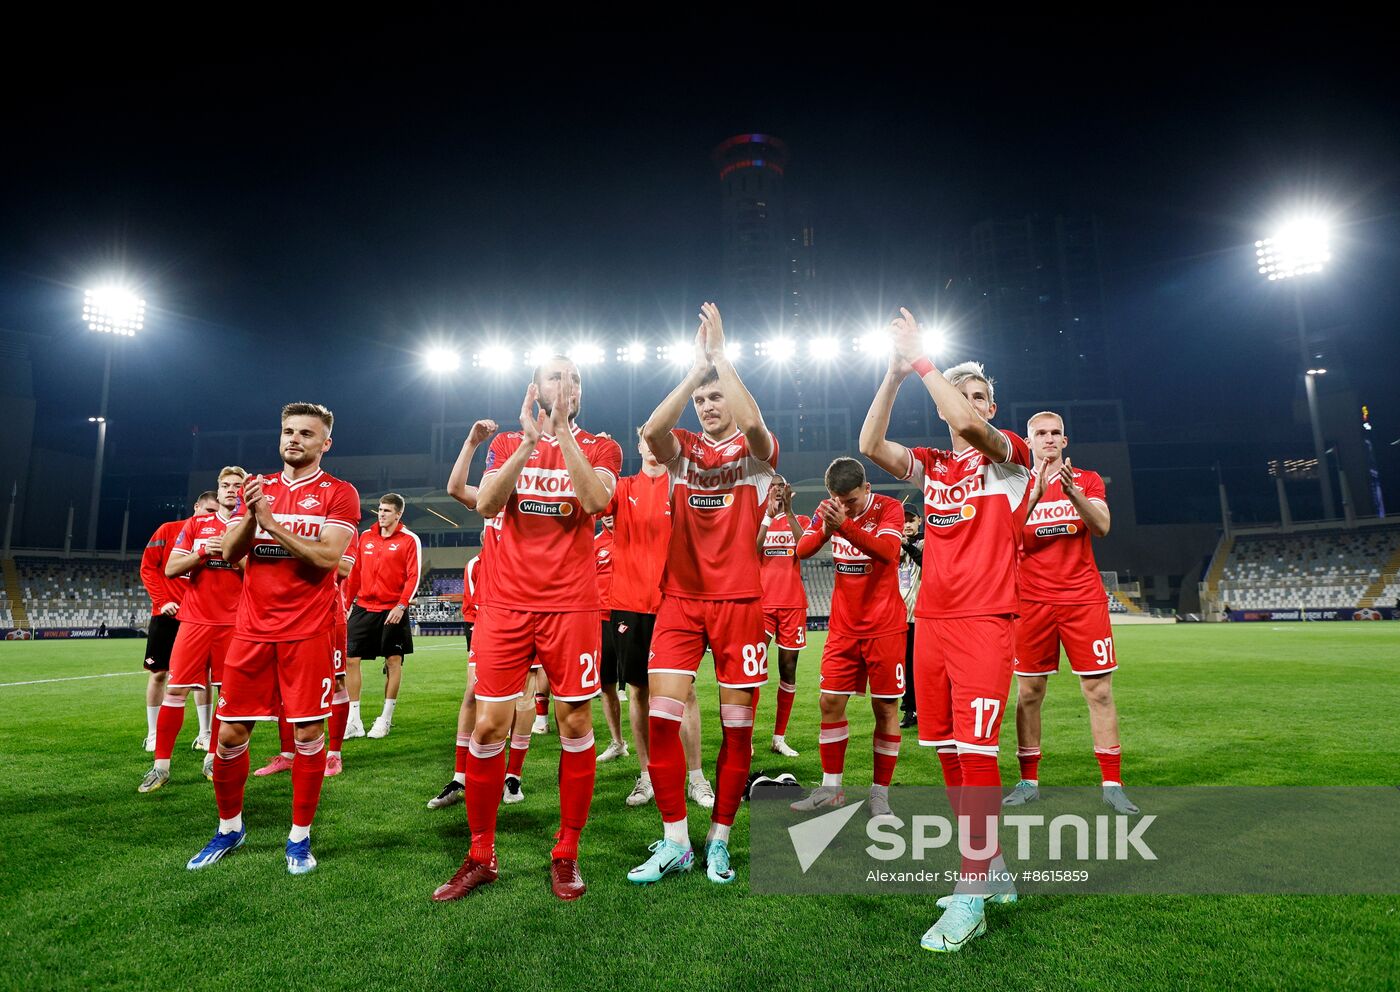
[876,497,905,540]
[837,520,900,564]
[903,446,932,483]
[323,481,361,539]
[1000,430,1032,469]
[397,530,422,608]
[1081,470,1107,504]
[591,436,624,485]
[171,519,196,557]
[796,519,831,559]
[343,537,364,605]
[483,432,518,477]
[141,523,183,609]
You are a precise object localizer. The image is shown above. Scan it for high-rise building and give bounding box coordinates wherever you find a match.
[963,214,1110,401]
[711,133,814,332]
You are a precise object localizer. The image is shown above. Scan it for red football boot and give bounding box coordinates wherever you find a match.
[550,857,586,901]
[431,855,499,902]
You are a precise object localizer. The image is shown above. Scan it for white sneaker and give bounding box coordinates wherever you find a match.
[626,775,654,807]
[192,731,211,752]
[502,775,525,804]
[531,715,549,735]
[597,739,629,764]
[771,736,800,758]
[367,716,391,739]
[688,776,716,810]
[143,733,156,753]
[343,716,366,740]
[618,688,628,702]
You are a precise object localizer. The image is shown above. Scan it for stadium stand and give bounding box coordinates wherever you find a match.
[13,556,150,629]
[1211,525,1400,610]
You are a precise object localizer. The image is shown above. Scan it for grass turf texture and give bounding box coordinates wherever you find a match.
[1,625,1397,991]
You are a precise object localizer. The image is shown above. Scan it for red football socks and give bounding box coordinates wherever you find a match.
[714,704,755,827]
[1095,744,1123,785]
[213,741,250,820]
[774,682,797,737]
[506,732,531,778]
[872,732,901,787]
[155,696,185,761]
[553,731,596,859]
[1017,746,1042,782]
[291,733,327,827]
[818,721,850,777]
[465,737,508,862]
[647,696,688,822]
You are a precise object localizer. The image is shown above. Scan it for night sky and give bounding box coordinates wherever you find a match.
[3,23,1398,535]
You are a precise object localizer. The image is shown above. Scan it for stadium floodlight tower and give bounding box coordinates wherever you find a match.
[1256,216,1335,519]
[423,345,462,471]
[82,286,145,551]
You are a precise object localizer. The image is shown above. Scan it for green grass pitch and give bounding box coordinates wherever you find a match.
[2,624,1398,991]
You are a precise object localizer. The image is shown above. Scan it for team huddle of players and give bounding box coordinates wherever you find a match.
[134,303,1133,953]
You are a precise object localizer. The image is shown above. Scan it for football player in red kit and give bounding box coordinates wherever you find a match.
[861,309,1034,951]
[185,403,359,876]
[138,469,246,791]
[790,458,907,819]
[755,476,808,758]
[629,302,778,887]
[431,359,621,903]
[1004,411,1137,815]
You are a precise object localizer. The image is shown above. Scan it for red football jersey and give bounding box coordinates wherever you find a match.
[353,522,422,612]
[477,425,623,612]
[170,512,242,626]
[902,431,1034,619]
[759,513,810,610]
[462,554,481,624]
[141,519,188,615]
[1020,467,1108,605]
[800,493,906,637]
[661,428,779,601]
[605,471,672,615]
[595,528,614,619]
[231,468,361,641]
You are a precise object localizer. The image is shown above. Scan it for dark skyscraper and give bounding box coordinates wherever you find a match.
[712,133,800,332]
[964,214,1110,402]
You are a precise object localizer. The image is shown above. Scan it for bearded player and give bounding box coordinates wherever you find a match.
[629,302,778,886]
[789,457,907,819]
[431,359,621,902]
[1003,412,1137,815]
[185,403,360,875]
[755,476,807,759]
[138,468,247,791]
[861,309,1033,952]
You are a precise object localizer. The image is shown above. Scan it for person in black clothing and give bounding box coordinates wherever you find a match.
[897,508,923,728]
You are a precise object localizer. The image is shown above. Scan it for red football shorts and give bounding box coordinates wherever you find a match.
[649,595,769,689]
[168,622,235,688]
[912,615,1016,756]
[819,629,906,698]
[470,605,601,703]
[1015,600,1117,677]
[332,621,347,676]
[219,631,335,724]
[763,607,808,651]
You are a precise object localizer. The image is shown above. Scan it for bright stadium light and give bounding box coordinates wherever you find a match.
[617,341,647,364]
[922,328,945,356]
[1256,217,1332,281]
[721,340,744,362]
[422,345,461,373]
[1307,367,1327,376]
[807,336,840,361]
[522,343,557,368]
[472,343,514,371]
[87,416,105,423]
[757,337,796,363]
[854,329,891,357]
[83,286,145,337]
[657,340,692,366]
[567,341,605,366]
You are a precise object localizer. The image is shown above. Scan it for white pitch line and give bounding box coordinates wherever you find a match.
[0,671,145,688]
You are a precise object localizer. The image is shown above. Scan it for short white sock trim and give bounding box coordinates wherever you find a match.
[288,824,311,843]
